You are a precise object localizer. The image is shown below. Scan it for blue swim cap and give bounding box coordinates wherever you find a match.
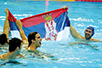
[85,26,95,37]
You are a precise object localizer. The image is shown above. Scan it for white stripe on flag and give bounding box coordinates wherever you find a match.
[10,30,22,40]
[56,27,70,41]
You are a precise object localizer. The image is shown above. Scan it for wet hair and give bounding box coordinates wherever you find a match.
[9,38,22,52]
[28,32,38,47]
[0,34,7,45]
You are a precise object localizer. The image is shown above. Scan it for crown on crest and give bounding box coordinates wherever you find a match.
[42,13,52,21]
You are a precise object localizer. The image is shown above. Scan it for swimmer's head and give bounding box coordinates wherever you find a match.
[0,34,8,45]
[85,26,94,40]
[28,32,42,48]
[9,38,22,53]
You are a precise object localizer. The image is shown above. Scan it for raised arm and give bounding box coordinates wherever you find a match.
[3,8,10,38]
[70,25,83,39]
[16,20,28,45]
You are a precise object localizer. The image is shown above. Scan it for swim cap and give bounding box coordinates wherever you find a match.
[85,26,95,37]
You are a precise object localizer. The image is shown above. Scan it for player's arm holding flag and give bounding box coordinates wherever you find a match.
[16,20,28,45]
[3,8,10,39]
[63,6,82,39]
[3,8,28,45]
[70,25,83,39]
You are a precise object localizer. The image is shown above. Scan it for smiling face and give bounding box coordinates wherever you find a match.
[85,29,93,39]
[34,33,42,48]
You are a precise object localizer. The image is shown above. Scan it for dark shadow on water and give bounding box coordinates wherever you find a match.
[0,60,27,67]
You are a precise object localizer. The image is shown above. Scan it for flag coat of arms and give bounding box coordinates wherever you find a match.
[8,7,70,41]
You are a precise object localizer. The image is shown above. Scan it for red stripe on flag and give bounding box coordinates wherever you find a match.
[8,10,17,22]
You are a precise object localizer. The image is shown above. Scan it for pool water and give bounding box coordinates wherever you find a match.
[0,0,102,68]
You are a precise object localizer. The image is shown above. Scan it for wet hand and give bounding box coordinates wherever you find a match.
[63,6,67,9]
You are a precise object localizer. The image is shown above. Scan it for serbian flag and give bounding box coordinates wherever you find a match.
[8,7,70,41]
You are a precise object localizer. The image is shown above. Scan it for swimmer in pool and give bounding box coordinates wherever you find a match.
[16,20,42,51]
[27,32,42,51]
[63,6,99,41]
[69,25,100,50]
[70,25,99,41]
[0,8,28,46]
[16,17,56,59]
[0,38,24,59]
[63,6,100,50]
